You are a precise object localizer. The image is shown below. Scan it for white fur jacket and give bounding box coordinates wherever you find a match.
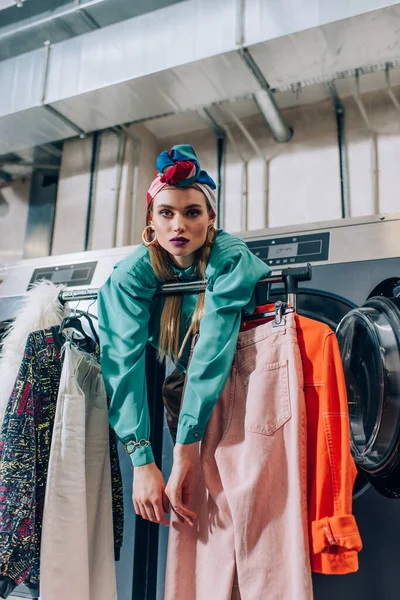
[0,280,68,428]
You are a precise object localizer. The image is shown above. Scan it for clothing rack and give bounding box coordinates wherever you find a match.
[59,264,312,311]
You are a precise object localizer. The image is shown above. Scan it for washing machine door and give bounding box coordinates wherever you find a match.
[336,296,400,498]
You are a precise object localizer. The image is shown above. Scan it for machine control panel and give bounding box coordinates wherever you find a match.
[246,232,330,267]
[28,261,98,290]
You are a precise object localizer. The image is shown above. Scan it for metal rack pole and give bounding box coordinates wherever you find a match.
[59,264,312,304]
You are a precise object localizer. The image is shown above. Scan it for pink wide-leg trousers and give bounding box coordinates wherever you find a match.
[165,313,313,600]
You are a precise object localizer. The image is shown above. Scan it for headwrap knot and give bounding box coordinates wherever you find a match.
[147,144,217,214]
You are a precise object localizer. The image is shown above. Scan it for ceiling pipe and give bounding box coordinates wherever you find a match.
[238,47,293,143]
[222,105,263,158]
[326,81,350,218]
[354,70,379,215]
[385,63,400,111]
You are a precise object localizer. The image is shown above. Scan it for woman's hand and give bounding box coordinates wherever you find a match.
[165,442,199,526]
[133,462,170,526]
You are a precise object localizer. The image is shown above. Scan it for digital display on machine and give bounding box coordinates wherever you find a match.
[246,232,330,266]
[268,243,298,259]
[28,262,97,289]
[50,268,74,283]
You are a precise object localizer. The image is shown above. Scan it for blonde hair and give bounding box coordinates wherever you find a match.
[146,192,215,362]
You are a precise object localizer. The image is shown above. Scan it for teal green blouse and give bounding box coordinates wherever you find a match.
[98,230,270,466]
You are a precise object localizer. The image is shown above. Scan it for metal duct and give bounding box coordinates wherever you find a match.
[1,0,400,153]
[253,89,293,143]
[238,47,292,143]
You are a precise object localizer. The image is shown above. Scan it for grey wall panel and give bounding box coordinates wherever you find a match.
[23,170,58,259]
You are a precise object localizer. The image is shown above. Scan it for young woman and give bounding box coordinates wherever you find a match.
[98,144,270,527]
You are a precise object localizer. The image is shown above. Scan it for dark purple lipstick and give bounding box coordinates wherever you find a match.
[170,236,190,247]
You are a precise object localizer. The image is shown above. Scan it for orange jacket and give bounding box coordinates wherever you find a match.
[242,307,362,575]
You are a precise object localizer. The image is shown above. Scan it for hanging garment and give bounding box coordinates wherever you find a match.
[40,343,117,600]
[162,367,185,443]
[0,328,123,599]
[0,281,67,429]
[241,307,363,575]
[165,313,313,600]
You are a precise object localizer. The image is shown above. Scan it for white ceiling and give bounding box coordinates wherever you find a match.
[143,65,400,140]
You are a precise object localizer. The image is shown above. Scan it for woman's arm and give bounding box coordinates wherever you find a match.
[98,264,156,467]
[98,261,170,525]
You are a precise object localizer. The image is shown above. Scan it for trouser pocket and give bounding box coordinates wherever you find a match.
[244,359,291,436]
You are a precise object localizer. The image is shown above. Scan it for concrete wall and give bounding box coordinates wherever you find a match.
[158,86,400,234]
[0,178,30,263]
[51,123,158,256]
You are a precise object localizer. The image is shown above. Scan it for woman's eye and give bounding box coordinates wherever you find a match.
[159,210,173,217]
[187,209,201,217]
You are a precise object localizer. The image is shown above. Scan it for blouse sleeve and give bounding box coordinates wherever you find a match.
[98,261,158,467]
[176,244,270,445]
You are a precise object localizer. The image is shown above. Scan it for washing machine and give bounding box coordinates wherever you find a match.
[241,212,400,600]
[1,213,400,600]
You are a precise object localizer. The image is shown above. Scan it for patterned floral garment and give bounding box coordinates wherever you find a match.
[0,327,123,599]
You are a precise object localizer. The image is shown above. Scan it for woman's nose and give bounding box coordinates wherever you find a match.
[173,218,185,233]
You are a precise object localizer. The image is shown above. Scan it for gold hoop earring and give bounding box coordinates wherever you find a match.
[205,225,216,247]
[142,225,157,247]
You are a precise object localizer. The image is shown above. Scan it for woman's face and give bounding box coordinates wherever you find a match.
[149,187,215,268]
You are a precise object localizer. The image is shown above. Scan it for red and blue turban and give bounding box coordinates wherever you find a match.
[147,144,217,213]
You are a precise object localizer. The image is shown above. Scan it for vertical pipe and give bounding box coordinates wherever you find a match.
[264,159,269,228]
[326,82,350,218]
[241,161,248,231]
[113,131,127,248]
[371,132,380,215]
[336,102,350,218]
[85,132,100,251]
[131,138,142,244]
[216,134,226,228]
[354,71,379,215]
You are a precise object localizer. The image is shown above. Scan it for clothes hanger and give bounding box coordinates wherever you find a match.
[59,301,99,353]
[243,300,294,326]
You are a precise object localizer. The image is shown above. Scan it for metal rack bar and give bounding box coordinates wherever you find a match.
[59,265,312,303]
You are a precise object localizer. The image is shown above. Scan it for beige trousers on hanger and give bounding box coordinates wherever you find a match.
[40,343,117,600]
